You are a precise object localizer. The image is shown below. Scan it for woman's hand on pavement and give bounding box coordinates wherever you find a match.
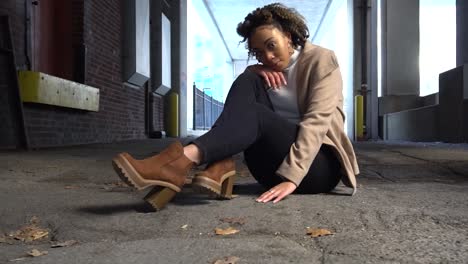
[256,181,297,204]
[247,64,287,90]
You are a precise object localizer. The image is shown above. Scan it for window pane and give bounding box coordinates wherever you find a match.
[187,0,234,130]
[419,0,456,96]
[312,0,353,136]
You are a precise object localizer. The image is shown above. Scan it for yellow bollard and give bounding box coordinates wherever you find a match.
[355,95,364,140]
[166,92,179,137]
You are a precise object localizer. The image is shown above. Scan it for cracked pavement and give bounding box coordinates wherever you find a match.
[0,139,467,263]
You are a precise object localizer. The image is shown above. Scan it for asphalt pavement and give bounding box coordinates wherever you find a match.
[0,138,467,263]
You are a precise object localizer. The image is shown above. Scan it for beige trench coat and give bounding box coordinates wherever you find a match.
[275,42,360,194]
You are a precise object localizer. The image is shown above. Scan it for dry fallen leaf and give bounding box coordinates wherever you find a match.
[219,217,246,225]
[10,228,48,242]
[9,225,49,242]
[180,224,188,229]
[214,227,240,236]
[306,227,334,238]
[213,256,240,264]
[51,240,78,248]
[27,249,48,257]
[9,217,49,242]
[9,257,27,262]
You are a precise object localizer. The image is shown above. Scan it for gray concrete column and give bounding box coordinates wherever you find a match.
[178,0,188,137]
[149,1,162,92]
[438,65,468,142]
[383,0,419,96]
[457,0,468,66]
[368,0,379,139]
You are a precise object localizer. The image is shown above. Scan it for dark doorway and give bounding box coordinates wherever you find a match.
[31,0,74,80]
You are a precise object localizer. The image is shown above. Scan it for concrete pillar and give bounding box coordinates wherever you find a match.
[149,2,163,92]
[439,65,468,142]
[353,0,380,140]
[457,0,468,66]
[177,0,188,137]
[368,0,379,139]
[383,0,419,96]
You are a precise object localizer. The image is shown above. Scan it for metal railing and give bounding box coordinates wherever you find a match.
[193,83,224,130]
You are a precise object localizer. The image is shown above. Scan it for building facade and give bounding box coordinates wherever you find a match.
[0,0,173,149]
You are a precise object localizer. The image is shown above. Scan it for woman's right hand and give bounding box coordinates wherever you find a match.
[247,64,287,90]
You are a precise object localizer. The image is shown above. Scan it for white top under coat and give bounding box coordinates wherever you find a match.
[267,48,302,124]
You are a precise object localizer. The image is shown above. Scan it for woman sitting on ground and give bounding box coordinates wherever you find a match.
[112,3,359,209]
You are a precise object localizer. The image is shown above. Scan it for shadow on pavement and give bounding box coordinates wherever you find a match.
[77,202,157,214]
[232,183,264,195]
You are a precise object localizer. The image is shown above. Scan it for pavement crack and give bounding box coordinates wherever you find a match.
[390,150,468,178]
[364,168,396,182]
[388,150,431,163]
[372,169,396,182]
[439,163,468,178]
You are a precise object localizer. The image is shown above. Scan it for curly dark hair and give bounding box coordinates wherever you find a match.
[236,3,309,53]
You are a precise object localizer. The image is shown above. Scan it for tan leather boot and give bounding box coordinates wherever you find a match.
[192,157,236,199]
[112,141,194,209]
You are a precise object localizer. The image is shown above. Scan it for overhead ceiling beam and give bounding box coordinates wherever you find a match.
[312,0,333,41]
[202,0,234,61]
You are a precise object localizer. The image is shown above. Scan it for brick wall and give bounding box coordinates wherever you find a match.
[153,94,164,131]
[1,0,167,148]
[24,0,145,147]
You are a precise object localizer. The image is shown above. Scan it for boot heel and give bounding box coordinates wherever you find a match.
[144,186,177,210]
[220,174,236,199]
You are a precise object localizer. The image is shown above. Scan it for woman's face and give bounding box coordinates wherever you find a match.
[249,25,292,71]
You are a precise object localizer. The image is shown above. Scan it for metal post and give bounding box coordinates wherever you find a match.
[193,82,196,130]
[202,89,205,130]
[210,95,213,128]
[202,87,211,130]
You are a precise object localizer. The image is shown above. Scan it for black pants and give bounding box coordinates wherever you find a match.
[192,71,341,194]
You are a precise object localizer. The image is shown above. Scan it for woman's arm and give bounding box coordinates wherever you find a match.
[256,65,341,203]
[249,50,342,203]
[246,64,287,90]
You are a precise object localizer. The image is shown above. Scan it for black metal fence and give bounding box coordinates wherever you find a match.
[193,84,224,130]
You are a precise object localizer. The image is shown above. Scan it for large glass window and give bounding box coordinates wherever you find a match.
[312,0,353,136]
[419,0,456,96]
[187,0,234,130]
